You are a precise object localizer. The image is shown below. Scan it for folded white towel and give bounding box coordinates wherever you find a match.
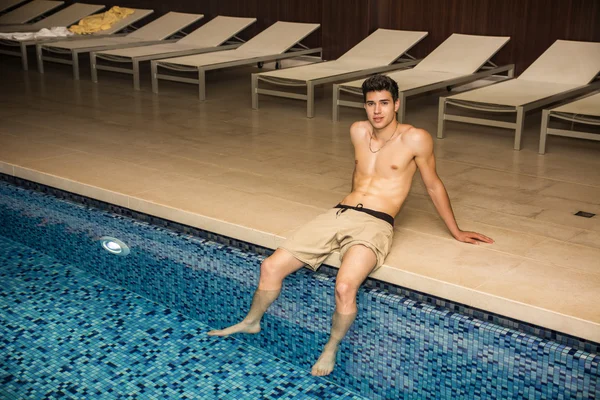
[0,26,73,40]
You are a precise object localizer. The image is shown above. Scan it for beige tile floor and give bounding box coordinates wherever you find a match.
[0,57,599,343]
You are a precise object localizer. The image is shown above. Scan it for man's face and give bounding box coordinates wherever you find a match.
[364,90,400,130]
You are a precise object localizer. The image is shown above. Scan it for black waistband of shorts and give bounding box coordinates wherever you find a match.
[334,203,394,226]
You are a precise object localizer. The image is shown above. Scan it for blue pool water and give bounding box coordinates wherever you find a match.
[0,179,599,399]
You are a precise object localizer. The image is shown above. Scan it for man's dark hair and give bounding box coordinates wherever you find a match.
[362,74,399,103]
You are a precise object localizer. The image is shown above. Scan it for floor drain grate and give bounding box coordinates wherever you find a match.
[574,211,596,218]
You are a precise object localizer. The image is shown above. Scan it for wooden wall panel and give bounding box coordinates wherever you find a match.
[321,0,370,60]
[92,0,599,74]
[260,0,322,49]
[516,0,600,73]
[201,0,261,40]
[370,0,599,74]
[370,0,521,67]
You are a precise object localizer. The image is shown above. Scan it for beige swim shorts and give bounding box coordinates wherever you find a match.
[279,205,394,271]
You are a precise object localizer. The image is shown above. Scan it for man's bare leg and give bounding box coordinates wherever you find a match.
[208,248,305,336]
[311,245,377,376]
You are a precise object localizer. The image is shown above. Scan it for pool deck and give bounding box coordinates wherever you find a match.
[0,57,599,343]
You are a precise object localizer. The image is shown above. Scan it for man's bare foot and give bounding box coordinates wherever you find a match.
[207,320,260,336]
[311,347,337,376]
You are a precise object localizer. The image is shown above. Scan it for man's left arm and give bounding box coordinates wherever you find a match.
[409,129,493,245]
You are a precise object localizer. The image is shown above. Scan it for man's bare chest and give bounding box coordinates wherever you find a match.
[356,143,414,173]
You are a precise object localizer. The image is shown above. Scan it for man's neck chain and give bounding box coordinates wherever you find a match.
[369,123,398,153]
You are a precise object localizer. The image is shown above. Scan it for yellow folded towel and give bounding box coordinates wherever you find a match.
[69,6,135,34]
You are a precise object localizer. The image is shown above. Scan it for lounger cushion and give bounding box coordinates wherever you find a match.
[449,80,581,107]
[551,92,600,116]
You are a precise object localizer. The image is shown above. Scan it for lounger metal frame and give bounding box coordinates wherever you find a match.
[437,77,600,151]
[36,34,174,79]
[0,3,105,70]
[333,61,514,123]
[252,54,419,118]
[89,37,245,90]
[35,11,206,80]
[151,42,323,100]
[89,16,257,90]
[0,38,32,69]
[1,33,105,70]
[539,90,600,154]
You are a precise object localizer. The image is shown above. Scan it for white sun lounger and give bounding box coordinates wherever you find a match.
[332,34,513,122]
[0,2,105,69]
[89,15,257,90]
[0,0,62,24]
[437,40,600,150]
[0,2,103,32]
[151,21,321,100]
[539,90,600,154]
[0,0,30,14]
[251,29,428,118]
[37,11,203,79]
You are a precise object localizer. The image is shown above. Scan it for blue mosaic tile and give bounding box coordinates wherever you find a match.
[0,236,363,399]
[0,177,599,399]
[2,172,598,355]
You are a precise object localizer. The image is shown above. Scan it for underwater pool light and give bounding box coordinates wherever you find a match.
[99,236,130,256]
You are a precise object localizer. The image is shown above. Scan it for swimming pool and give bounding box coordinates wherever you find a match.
[0,178,598,399]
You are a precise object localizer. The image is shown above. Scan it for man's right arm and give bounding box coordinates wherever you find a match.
[408,128,494,245]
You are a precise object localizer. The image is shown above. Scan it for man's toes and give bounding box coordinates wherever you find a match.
[311,366,328,376]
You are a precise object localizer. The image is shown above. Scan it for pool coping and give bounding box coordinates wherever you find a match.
[1,163,599,350]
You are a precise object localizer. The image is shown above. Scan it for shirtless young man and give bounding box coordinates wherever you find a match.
[208,74,493,376]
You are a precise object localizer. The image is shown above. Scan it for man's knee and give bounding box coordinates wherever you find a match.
[260,256,287,283]
[335,280,358,303]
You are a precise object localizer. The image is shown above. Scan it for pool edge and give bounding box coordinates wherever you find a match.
[1,166,598,351]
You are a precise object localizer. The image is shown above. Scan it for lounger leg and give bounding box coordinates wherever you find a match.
[332,84,340,122]
[514,107,525,150]
[307,82,315,118]
[251,74,258,109]
[397,92,406,123]
[72,51,80,80]
[133,60,140,91]
[90,52,98,83]
[21,43,28,71]
[539,109,550,155]
[151,61,159,94]
[437,97,447,139]
[198,69,206,101]
[36,44,44,74]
